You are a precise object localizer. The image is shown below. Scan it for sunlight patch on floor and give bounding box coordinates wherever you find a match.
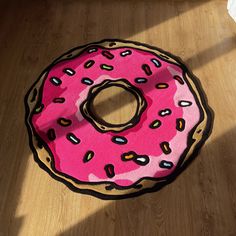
[14,153,112,235]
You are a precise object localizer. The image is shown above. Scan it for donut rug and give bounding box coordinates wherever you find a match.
[25,39,213,199]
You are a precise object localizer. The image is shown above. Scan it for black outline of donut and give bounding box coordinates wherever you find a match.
[24,39,214,200]
[80,79,147,133]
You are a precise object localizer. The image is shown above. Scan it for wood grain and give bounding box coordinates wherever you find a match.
[0,0,236,235]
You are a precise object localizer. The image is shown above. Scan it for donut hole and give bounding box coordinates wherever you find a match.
[91,85,138,125]
[81,79,147,132]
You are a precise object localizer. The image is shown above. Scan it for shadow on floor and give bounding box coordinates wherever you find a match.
[186,34,236,70]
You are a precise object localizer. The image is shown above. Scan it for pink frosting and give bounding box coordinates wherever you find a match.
[32,46,200,187]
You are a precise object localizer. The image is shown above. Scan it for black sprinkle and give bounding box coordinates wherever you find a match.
[105,185,114,190]
[83,151,94,163]
[104,164,115,178]
[30,88,37,102]
[134,184,142,189]
[109,42,116,47]
[142,64,152,76]
[47,129,56,141]
[36,137,43,149]
[66,133,80,144]
[102,50,114,59]
[63,68,75,76]
[159,109,172,117]
[135,77,147,84]
[67,53,73,57]
[111,136,128,145]
[50,77,62,86]
[176,118,185,132]
[84,60,95,68]
[197,129,202,134]
[46,157,50,162]
[134,155,150,166]
[174,75,184,85]
[53,97,65,103]
[160,142,171,155]
[81,77,94,85]
[159,160,173,169]
[37,141,43,149]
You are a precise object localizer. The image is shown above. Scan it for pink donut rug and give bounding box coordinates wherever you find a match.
[25,39,213,199]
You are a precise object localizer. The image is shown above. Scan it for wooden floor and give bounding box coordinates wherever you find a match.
[1,0,236,235]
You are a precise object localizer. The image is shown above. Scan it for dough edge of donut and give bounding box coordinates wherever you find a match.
[25,39,211,199]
